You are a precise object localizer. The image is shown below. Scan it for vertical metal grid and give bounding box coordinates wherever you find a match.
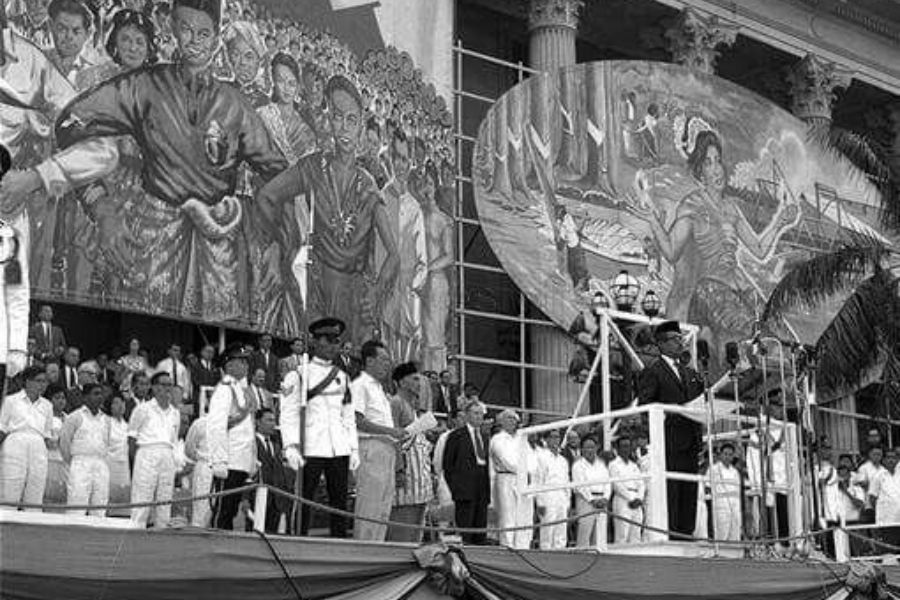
[451,41,556,415]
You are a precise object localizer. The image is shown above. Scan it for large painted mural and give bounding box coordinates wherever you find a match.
[0,0,454,369]
[473,61,885,367]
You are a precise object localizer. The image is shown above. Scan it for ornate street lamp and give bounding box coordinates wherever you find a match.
[610,269,640,312]
[641,290,661,318]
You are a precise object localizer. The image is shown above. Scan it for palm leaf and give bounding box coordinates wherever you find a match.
[810,124,900,233]
[815,268,900,391]
[761,237,888,321]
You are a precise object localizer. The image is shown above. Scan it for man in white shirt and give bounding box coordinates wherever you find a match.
[855,445,886,522]
[572,436,610,550]
[128,372,180,527]
[184,414,212,527]
[609,436,645,544]
[490,408,524,548]
[870,448,900,526]
[0,366,52,509]
[59,383,109,516]
[710,442,742,541]
[536,429,570,550]
[280,317,358,538]
[351,340,407,540]
[207,343,256,530]
[155,343,192,402]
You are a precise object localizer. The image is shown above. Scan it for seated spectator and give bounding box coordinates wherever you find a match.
[251,408,292,533]
[29,305,66,363]
[118,337,150,393]
[155,343,191,403]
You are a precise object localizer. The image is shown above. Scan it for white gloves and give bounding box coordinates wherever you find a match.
[285,445,305,470]
[349,449,360,472]
[6,350,25,378]
[212,465,228,480]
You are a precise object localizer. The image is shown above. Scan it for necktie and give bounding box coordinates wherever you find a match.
[474,428,486,462]
[44,322,50,342]
[267,438,274,458]
[68,367,75,389]
[172,358,178,387]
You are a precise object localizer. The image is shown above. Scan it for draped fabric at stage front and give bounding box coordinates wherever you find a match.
[0,518,881,600]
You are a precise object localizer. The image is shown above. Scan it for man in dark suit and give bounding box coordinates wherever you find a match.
[637,320,705,539]
[29,305,66,363]
[191,344,221,413]
[442,399,490,544]
[250,333,280,393]
[336,341,361,379]
[252,407,292,533]
[433,369,460,415]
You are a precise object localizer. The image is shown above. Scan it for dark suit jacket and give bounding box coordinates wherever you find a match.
[250,350,281,392]
[432,382,460,415]
[336,354,361,380]
[442,426,490,502]
[29,322,66,361]
[255,433,292,512]
[637,357,704,470]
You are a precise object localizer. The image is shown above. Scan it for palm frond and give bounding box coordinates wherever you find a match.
[762,237,888,321]
[815,268,900,391]
[810,125,900,233]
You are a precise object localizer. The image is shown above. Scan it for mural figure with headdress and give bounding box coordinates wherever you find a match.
[626,116,801,360]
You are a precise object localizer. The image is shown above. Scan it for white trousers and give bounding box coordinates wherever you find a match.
[67,455,110,516]
[539,499,568,550]
[575,496,607,550]
[130,446,175,528]
[496,473,517,547]
[713,496,742,541]
[0,431,47,510]
[191,460,214,527]
[514,489,534,550]
[612,496,643,544]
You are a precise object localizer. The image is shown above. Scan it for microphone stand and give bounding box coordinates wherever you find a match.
[700,351,719,555]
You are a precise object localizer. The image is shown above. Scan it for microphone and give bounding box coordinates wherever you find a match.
[696,339,710,370]
[725,342,739,370]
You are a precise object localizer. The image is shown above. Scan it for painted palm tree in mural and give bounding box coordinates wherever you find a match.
[761,121,900,396]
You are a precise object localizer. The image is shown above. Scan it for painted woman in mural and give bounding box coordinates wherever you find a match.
[628,122,801,359]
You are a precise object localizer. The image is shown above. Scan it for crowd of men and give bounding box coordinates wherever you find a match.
[5,301,900,551]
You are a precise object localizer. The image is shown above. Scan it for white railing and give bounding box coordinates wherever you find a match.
[517,401,803,546]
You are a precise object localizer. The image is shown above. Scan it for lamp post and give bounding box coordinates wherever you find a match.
[641,290,661,318]
[610,270,640,312]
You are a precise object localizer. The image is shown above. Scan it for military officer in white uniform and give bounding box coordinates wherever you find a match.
[281,317,358,538]
[207,343,256,530]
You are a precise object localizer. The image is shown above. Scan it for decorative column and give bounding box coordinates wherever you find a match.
[664,7,738,75]
[786,54,852,126]
[527,0,583,72]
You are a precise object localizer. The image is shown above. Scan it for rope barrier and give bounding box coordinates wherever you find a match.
[0,483,836,548]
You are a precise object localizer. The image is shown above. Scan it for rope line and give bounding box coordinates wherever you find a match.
[0,483,835,546]
[254,529,304,600]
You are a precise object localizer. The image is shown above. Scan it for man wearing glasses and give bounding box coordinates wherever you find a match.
[281,317,358,537]
[636,320,704,538]
[128,371,180,527]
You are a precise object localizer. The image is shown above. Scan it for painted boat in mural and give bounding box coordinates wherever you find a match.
[0,510,893,600]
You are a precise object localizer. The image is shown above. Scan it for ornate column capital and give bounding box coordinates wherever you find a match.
[526,0,584,33]
[786,54,853,123]
[664,7,739,74]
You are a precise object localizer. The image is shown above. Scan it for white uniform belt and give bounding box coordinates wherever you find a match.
[5,428,44,439]
[137,442,173,451]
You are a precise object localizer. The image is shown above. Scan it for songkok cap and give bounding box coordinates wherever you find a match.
[392,361,419,382]
[654,320,681,338]
[496,408,520,422]
[223,342,251,361]
[309,317,346,338]
[173,0,221,24]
